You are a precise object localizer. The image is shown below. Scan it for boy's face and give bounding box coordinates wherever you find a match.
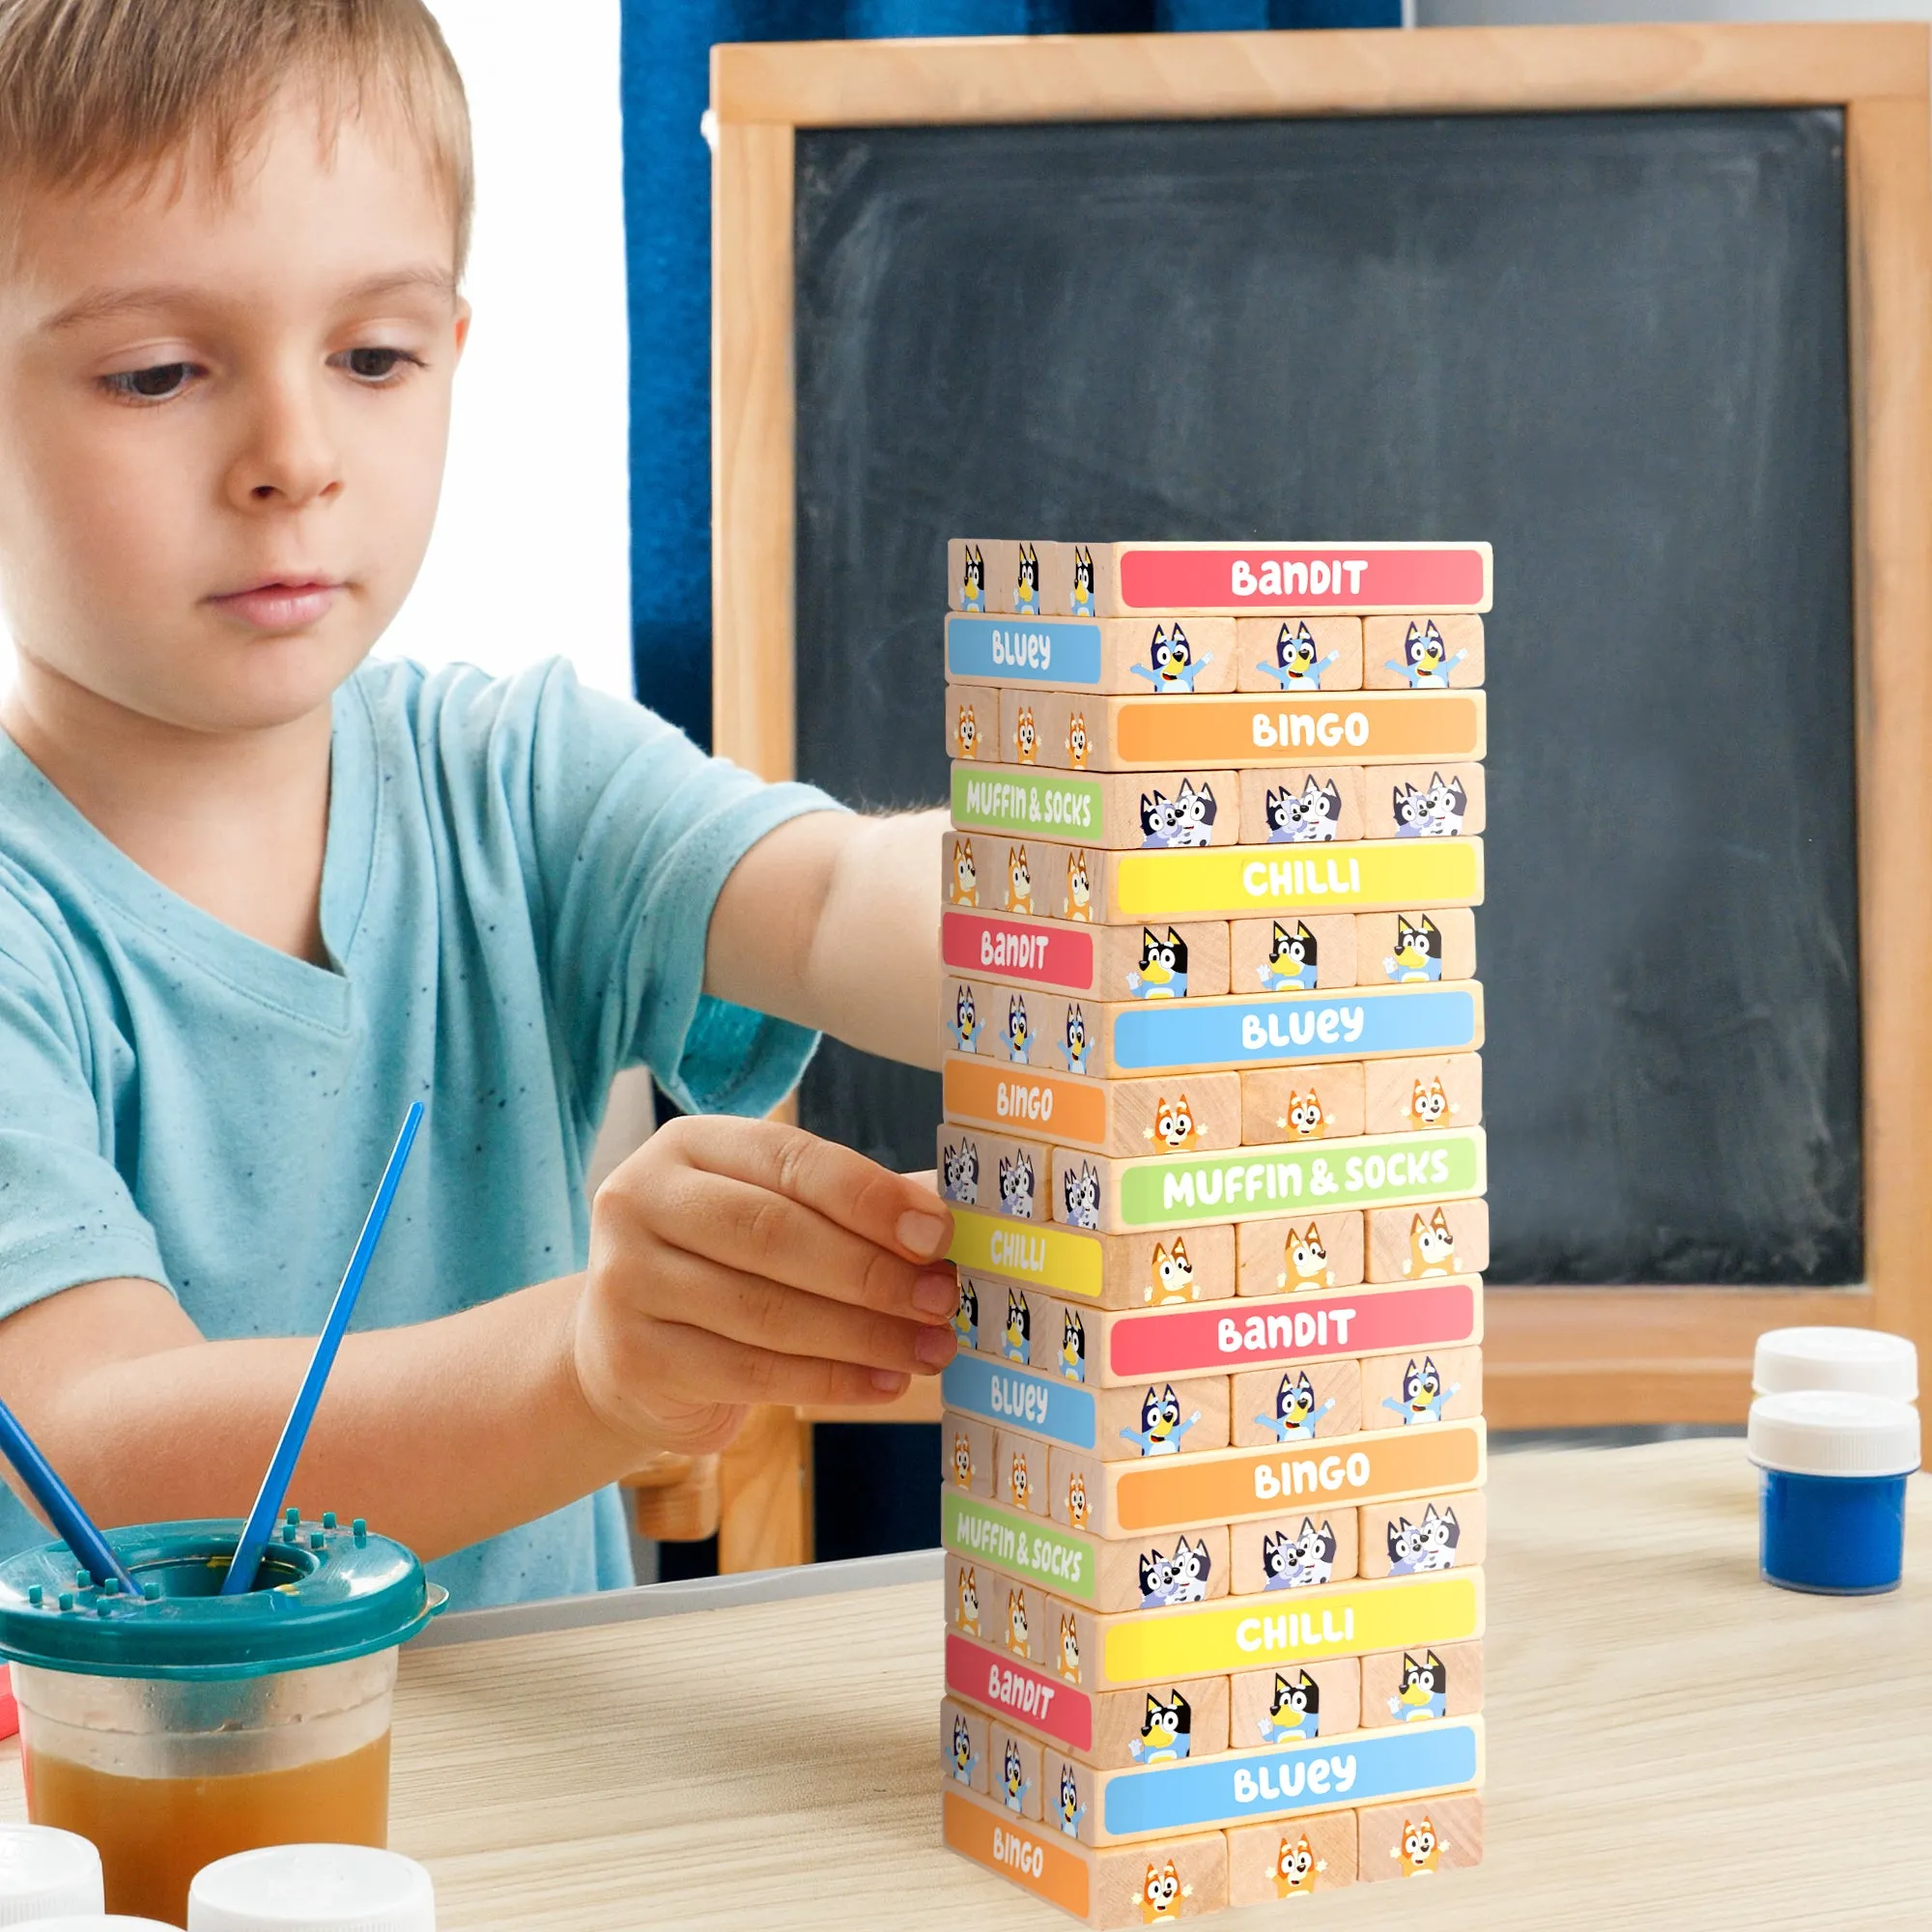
[0,89,468,736]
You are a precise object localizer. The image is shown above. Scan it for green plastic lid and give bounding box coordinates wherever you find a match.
[0,1517,443,1682]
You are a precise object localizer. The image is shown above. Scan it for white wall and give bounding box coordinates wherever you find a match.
[1421,2,1932,21]
[0,0,635,699]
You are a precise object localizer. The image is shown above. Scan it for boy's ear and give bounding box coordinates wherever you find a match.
[452,297,473,361]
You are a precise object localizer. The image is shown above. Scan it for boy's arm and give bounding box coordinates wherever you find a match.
[0,1118,956,1562]
[704,809,946,1070]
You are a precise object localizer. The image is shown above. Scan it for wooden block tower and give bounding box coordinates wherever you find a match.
[937,539,1492,1923]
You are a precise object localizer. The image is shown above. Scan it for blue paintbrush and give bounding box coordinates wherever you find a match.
[222,1101,424,1595]
[0,1393,141,1596]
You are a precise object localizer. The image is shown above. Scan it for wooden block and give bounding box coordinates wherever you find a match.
[1363,1052,1483,1135]
[945,1359,1231,1471]
[952,762,1243,849]
[946,1552,1046,1664]
[947,610,1240,695]
[1235,766,1368,843]
[1089,1418,1485,1541]
[1237,1064,1369,1148]
[1363,613,1487,690]
[1000,688,1084,770]
[995,1428,1054,1518]
[1230,1509,1361,1595]
[940,975,1485,1080]
[1229,1657,1361,1749]
[945,829,1485,928]
[1020,541,1493,619]
[1070,690,1487,774]
[943,1055,1242,1160]
[943,1409,996,1498]
[1049,1128,1488,1236]
[1056,1569,1484,1694]
[943,907,1232,1004]
[1229,913,1357,992]
[1354,906,1478,985]
[944,1488,1228,1617]
[948,1629,1230,1771]
[937,1123,1053,1225]
[943,1694,993,1797]
[1067,1277,1483,1390]
[989,1717,1047,1821]
[1077,1715,1485,1845]
[1358,1490,1487,1581]
[1235,1213,1367,1295]
[1359,1638,1485,1730]
[942,1785,1229,1927]
[1235,617,1363,694]
[1115,836,1483,923]
[1231,1360,1363,1448]
[946,681,1000,763]
[1363,762,1487,841]
[949,1207,1238,1312]
[950,538,1017,613]
[1226,1808,1358,1903]
[1357,1789,1485,1882]
[1360,1346,1485,1432]
[1366,1199,1491,1284]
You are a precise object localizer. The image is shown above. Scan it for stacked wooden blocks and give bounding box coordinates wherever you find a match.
[936,539,1492,1923]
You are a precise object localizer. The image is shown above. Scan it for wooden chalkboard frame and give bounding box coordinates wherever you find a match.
[709,23,1932,1444]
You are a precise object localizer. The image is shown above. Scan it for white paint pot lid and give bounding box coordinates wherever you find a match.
[187,1847,434,1932]
[1753,1326,1918,1402]
[1748,1389,1921,1478]
[0,1825,103,1924]
[21,1920,179,1929]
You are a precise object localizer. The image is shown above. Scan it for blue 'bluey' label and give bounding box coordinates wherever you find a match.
[1113,986,1478,1072]
[948,615,1103,687]
[943,1354,1096,1450]
[1102,1718,1479,1835]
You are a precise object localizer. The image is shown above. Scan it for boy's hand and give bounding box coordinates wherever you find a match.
[575,1117,959,1457]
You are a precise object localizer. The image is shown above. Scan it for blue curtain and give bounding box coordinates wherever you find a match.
[619,0,1402,741]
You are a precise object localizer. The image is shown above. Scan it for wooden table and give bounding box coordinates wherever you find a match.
[5,1439,1930,1926]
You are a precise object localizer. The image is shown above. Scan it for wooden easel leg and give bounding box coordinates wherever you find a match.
[717,1405,812,1572]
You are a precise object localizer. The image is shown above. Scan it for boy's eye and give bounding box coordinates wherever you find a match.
[104,362,195,402]
[338,346,420,382]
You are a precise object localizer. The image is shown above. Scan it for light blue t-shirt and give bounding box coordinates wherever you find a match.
[0,658,837,1607]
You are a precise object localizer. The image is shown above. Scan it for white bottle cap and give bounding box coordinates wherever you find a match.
[1753,1325,1918,1402]
[23,1920,180,1929]
[1748,1389,1921,1478]
[187,1846,435,1932]
[0,1825,104,1925]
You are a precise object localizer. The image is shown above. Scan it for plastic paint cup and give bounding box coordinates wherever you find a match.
[188,1845,436,1931]
[0,1823,104,1924]
[1752,1326,1918,1403]
[0,1519,443,1926]
[1747,1390,1920,1595]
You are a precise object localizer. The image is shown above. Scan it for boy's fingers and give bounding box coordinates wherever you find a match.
[634,1257,956,1376]
[643,1321,928,1412]
[666,1117,953,1263]
[620,1162,955,1322]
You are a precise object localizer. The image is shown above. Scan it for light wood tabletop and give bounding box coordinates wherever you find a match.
[4,1438,1929,1927]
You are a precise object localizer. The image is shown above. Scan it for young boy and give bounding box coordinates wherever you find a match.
[0,0,955,1606]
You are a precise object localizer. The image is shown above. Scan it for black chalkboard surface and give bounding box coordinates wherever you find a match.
[792,110,1861,1289]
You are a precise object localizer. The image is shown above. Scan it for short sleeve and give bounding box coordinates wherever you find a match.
[0,880,170,1323]
[422,661,844,1122]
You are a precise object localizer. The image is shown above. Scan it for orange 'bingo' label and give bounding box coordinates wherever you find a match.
[942,1058,1108,1149]
[943,1788,1090,1915]
[1112,1418,1483,1534]
[1113,692,1485,768]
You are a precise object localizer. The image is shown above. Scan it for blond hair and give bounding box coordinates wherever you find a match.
[0,0,473,270]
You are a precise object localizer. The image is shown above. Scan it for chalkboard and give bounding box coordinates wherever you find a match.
[792,109,1861,1289]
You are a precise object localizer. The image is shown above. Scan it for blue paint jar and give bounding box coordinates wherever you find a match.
[1747,1390,1919,1595]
